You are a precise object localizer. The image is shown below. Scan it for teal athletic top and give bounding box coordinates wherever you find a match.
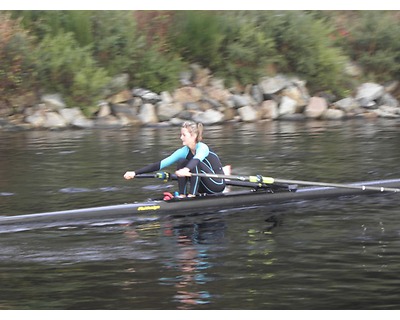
[135,141,225,195]
[135,142,214,174]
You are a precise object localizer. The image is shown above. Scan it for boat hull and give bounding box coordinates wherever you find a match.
[1,178,399,232]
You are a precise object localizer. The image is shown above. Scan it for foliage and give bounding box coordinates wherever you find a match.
[341,11,400,82]
[89,11,143,76]
[215,12,281,86]
[0,13,35,102]
[2,10,400,114]
[34,32,110,112]
[258,11,347,94]
[132,43,185,92]
[168,11,225,70]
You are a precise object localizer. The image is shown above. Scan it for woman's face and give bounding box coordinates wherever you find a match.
[180,127,197,147]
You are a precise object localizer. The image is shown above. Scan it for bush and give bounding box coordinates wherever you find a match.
[262,11,347,94]
[132,43,185,92]
[89,11,143,76]
[342,11,400,82]
[168,11,225,70]
[0,13,35,102]
[216,12,280,86]
[34,33,110,113]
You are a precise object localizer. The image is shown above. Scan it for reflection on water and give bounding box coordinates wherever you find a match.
[158,221,218,309]
[1,119,400,309]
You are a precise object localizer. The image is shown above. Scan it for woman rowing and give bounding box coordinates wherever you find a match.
[123,121,226,198]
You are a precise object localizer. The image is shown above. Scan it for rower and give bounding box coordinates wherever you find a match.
[124,121,226,198]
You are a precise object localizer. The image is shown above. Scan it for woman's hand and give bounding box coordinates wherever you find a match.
[124,171,136,180]
[175,167,192,177]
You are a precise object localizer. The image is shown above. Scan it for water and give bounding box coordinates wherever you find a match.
[0,119,400,310]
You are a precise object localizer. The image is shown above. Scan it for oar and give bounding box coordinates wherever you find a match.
[135,172,271,188]
[189,173,400,193]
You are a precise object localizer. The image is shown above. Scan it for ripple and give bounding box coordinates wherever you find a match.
[59,187,93,193]
[0,192,14,196]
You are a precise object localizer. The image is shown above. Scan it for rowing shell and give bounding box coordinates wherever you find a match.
[0,178,399,233]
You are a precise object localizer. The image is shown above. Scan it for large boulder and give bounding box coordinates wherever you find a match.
[304,97,328,119]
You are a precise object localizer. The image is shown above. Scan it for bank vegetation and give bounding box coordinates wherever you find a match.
[0,11,399,121]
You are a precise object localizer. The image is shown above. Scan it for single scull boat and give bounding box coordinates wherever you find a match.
[0,174,399,233]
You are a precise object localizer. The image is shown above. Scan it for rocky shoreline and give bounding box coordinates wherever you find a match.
[1,68,399,131]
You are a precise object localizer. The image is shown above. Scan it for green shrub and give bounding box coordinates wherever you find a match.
[132,43,185,92]
[34,33,110,113]
[0,13,35,101]
[262,11,347,94]
[343,11,400,82]
[216,12,280,86]
[168,11,225,70]
[89,11,143,75]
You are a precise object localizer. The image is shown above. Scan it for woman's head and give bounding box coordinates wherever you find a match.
[181,121,203,143]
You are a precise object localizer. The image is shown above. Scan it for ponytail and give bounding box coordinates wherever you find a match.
[196,123,203,142]
[182,121,204,142]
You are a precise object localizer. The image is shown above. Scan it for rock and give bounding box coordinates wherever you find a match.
[97,103,112,117]
[111,103,138,120]
[209,78,225,90]
[43,112,67,128]
[237,105,259,122]
[333,97,360,112]
[373,108,400,118]
[375,105,400,118]
[322,108,345,120]
[259,75,289,94]
[173,87,203,103]
[192,109,224,125]
[72,117,94,129]
[179,71,192,86]
[380,105,400,115]
[251,85,264,105]
[231,94,253,108]
[157,102,184,121]
[260,100,279,120]
[138,103,158,124]
[201,97,221,109]
[59,107,86,124]
[355,83,384,107]
[377,93,399,108]
[160,91,174,104]
[304,96,328,119]
[108,89,132,104]
[25,110,46,127]
[41,94,66,111]
[132,88,161,103]
[223,107,236,121]
[279,96,297,116]
[281,84,309,110]
[204,86,231,104]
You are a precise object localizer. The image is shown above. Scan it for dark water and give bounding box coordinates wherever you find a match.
[1,119,400,310]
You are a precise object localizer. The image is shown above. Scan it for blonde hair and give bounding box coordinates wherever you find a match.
[182,121,203,142]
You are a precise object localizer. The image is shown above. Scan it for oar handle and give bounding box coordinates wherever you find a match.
[135,174,158,179]
[136,172,176,181]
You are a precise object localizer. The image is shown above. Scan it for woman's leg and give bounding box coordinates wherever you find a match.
[176,159,189,195]
[189,152,226,195]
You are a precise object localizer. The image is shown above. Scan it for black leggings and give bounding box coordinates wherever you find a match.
[177,156,225,195]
